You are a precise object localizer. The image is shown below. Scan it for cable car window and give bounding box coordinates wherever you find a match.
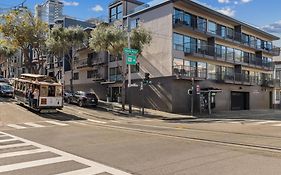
[48,86,55,97]
[40,85,48,97]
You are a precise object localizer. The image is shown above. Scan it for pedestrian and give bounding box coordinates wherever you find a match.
[33,88,39,108]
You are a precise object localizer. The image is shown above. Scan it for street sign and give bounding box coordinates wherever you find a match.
[126,55,137,65]
[124,48,139,55]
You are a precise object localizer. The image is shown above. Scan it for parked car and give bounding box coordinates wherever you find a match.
[0,83,14,98]
[0,76,8,83]
[64,91,73,103]
[68,91,98,107]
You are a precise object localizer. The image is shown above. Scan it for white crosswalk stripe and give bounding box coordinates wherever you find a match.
[0,131,132,175]
[7,124,27,129]
[24,122,45,128]
[87,119,107,124]
[45,121,69,126]
[54,167,104,175]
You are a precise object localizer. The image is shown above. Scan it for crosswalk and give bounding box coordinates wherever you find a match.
[0,131,132,175]
[200,119,281,127]
[0,119,111,131]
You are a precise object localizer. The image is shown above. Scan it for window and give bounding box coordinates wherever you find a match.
[109,4,123,22]
[208,21,216,34]
[276,91,280,101]
[242,33,250,45]
[256,38,262,49]
[226,28,234,39]
[110,54,122,62]
[87,70,98,79]
[215,44,222,58]
[197,17,207,32]
[131,18,140,29]
[73,73,79,80]
[249,36,256,48]
[173,33,184,51]
[226,47,234,61]
[208,64,216,79]
[173,58,183,74]
[197,62,207,78]
[234,49,242,63]
[220,25,226,38]
[197,40,207,54]
[173,8,183,23]
[243,52,250,64]
[183,12,191,26]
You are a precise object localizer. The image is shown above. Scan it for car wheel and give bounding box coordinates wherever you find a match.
[78,100,84,107]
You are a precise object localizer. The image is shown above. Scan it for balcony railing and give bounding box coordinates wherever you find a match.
[109,74,122,82]
[173,65,275,87]
[76,57,107,69]
[174,42,273,70]
[173,15,280,56]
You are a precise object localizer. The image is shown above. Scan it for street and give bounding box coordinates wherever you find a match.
[1,98,281,174]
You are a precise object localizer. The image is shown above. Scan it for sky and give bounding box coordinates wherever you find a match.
[0,0,280,45]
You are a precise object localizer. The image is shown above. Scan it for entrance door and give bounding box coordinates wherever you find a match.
[269,91,273,109]
[231,91,249,110]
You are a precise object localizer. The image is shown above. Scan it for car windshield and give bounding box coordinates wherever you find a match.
[86,93,97,98]
[1,85,13,91]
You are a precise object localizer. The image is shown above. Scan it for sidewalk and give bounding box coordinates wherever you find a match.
[98,100,196,120]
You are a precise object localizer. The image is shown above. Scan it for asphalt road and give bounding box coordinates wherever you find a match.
[1,97,281,174]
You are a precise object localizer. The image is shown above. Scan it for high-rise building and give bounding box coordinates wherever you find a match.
[35,0,64,25]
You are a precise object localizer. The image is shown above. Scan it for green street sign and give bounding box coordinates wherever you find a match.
[126,54,137,65]
[124,48,139,55]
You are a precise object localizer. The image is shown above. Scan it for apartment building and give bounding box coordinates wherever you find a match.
[104,0,280,113]
[273,55,281,109]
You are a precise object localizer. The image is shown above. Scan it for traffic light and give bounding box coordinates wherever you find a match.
[143,73,151,84]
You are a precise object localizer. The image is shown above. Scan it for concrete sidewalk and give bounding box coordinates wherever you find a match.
[98,100,196,120]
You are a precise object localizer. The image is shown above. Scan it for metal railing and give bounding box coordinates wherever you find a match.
[173,65,275,87]
[109,74,122,82]
[174,42,273,70]
[173,15,280,56]
[76,57,107,69]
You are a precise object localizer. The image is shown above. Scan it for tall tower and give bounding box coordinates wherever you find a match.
[35,0,64,25]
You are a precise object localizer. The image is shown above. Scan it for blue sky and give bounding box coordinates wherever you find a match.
[1,0,280,44]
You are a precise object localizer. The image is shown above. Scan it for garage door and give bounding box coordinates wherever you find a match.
[231,91,249,110]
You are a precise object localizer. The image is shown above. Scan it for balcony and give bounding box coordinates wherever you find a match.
[173,65,276,87]
[109,74,122,82]
[175,43,274,71]
[173,15,280,56]
[76,57,107,69]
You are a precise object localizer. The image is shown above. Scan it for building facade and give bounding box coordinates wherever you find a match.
[35,0,64,25]
[101,0,280,114]
[273,55,281,109]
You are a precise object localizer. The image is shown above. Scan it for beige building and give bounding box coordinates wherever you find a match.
[100,0,280,114]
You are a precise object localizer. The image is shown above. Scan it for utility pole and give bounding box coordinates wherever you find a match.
[127,16,132,114]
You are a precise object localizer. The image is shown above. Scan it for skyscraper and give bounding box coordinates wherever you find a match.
[35,0,64,25]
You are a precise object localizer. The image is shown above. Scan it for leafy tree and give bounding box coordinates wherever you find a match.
[0,40,17,77]
[46,26,87,92]
[0,8,48,74]
[89,23,151,109]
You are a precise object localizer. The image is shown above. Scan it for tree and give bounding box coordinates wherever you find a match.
[0,40,17,77]
[0,8,48,74]
[46,26,87,92]
[89,23,151,109]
